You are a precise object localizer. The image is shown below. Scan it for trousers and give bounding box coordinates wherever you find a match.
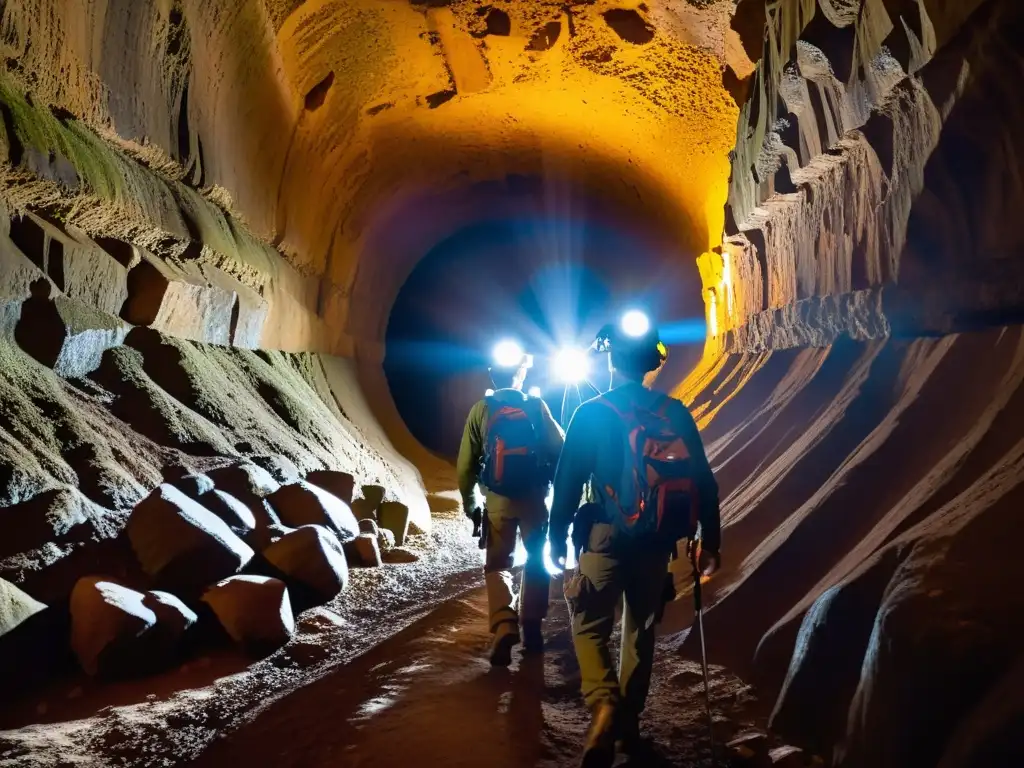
[566,523,671,713]
[484,491,550,635]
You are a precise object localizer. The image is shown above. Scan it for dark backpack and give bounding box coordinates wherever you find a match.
[481,393,546,498]
[596,395,699,542]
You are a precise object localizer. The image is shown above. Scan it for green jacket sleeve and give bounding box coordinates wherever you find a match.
[549,404,595,547]
[668,400,721,553]
[456,400,487,515]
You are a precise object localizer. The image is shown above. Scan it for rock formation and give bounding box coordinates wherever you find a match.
[0,0,1022,765]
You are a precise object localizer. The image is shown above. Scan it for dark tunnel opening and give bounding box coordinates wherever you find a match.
[384,211,707,460]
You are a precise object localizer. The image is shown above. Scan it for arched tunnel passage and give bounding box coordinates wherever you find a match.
[382,183,706,459]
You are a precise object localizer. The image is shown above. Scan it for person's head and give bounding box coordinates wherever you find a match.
[606,325,668,383]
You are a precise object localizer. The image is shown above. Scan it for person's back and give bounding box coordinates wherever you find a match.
[548,319,720,768]
[456,355,564,666]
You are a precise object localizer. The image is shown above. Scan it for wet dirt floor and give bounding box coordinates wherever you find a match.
[191,583,763,767]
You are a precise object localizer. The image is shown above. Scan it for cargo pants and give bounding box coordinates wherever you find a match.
[484,491,551,638]
[566,522,671,713]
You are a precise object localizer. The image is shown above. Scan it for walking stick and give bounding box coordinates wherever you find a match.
[691,548,716,766]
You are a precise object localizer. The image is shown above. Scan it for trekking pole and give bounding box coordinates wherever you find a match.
[692,551,716,766]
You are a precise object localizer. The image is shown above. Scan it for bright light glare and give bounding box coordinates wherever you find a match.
[528,386,542,398]
[485,388,495,396]
[492,339,524,368]
[553,347,591,383]
[621,310,650,338]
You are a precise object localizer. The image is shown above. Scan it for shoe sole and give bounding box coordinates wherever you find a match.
[489,633,519,667]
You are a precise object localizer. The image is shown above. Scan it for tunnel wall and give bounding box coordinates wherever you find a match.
[668,1,1024,765]
[699,0,1024,356]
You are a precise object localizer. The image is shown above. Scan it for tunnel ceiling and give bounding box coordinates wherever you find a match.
[2,0,744,359]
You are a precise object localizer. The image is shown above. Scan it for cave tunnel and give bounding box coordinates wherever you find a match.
[2,1,1024,767]
[384,177,705,459]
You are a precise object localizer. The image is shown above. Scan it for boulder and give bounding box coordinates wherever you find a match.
[383,547,419,564]
[345,533,382,568]
[70,577,157,677]
[127,484,254,594]
[378,527,396,552]
[261,525,349,607]
[202,490,258,538]
[350,484,385,520]
[1,577,47,632]
[378,501,410,547]
[249,454,301,484]
[306,470,355,504]
[206,462,281,502]
[143,590,197,653]
[164,472,215,501]
[358,518,380,537]
[201,575,294,656]
[769,746,805,767]
[267,481,359,543]
[1,578,68,693]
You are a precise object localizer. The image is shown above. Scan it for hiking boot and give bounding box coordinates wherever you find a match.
[580,702,617,768]
[615,709,641,755]
[522,621,543,655]
[489,624,520,667]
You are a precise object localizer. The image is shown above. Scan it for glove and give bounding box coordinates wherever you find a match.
[697,548,721,577]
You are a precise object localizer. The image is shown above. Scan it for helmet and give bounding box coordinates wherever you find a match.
[592,313,668,375]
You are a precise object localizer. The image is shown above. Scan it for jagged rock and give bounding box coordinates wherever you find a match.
[143,590,197,652]
[202,490,258,538]
[267,481,359,543]
[358,518,379,536]
[344,533,382,568]
[70,577,158,677]
[127,484,254,593]
[1,575,47,632]
[261,525,349,606]
[377,501,410,547]
[0,578,69,694]
[201,575,294,655]
[350,484,385,520]
[306,470,355,504]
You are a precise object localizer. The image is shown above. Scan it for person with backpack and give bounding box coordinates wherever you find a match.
[456,346,565,666]
[547,317,721,767]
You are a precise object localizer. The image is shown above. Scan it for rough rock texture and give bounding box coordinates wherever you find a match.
[200,575,295,656]
[377,501,411,548]
[69,577,158,677]
[266,481,359,543]
[670,324,1024,767]
[344,533,383,569]
[706,0,1024,352]
[260,525,349,608]
[127,484,254,594]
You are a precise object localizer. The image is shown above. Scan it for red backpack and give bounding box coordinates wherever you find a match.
[597,396,699,541]
[481,393,547,498]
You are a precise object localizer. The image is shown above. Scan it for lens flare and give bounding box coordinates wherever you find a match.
[492,339,525,368]
[553,347,591,383]
[528,386,542,397]
[620,310,650,338]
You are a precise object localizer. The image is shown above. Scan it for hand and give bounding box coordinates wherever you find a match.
[548,540,568,572]
[697,549,721,577]
[467,507,483,537]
